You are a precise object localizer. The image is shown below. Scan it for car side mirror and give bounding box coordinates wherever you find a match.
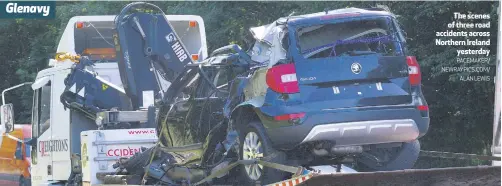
[1,104,14,133]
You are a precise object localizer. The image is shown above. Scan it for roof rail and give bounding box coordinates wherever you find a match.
[363,7,385,11]
[364,5,391,12]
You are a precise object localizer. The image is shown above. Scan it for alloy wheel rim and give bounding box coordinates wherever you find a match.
[243,131,264,180]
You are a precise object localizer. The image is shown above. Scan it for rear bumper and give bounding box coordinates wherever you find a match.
[301,119,419,146]
[262,106,429,150]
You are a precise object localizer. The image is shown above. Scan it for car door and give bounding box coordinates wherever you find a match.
[187,66,229,144]
[156,68,203,164]
[164,85,196,148]
[164,66,228,147]
[160,65,229,164]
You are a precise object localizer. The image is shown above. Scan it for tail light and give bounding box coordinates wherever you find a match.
[417,105,429,111]
[266,63,299,93]
[418,105,429,117]
[274,113,305,121]
[407,56,421,86]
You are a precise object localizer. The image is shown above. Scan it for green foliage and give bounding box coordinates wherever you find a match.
[0,2,498,165]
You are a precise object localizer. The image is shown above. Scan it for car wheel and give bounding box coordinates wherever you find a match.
[237,121,287,185]
[358,140,420,171]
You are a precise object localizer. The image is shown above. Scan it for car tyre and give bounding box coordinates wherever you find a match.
[237,121,287,185]
[358,140,420,171]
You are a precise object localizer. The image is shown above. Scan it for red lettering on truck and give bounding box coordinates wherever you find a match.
[106,147,141,156]
[127,129,156,135]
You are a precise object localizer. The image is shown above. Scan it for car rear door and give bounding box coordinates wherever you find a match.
[188,66,228,142]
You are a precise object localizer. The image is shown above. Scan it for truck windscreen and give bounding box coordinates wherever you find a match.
[74,21,116,62]
[73,19,204,63]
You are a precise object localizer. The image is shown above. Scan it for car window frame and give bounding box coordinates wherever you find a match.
[290,15,401,60]
[194,66,229,99]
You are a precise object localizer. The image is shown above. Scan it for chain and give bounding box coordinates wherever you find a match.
[55,52,81,63]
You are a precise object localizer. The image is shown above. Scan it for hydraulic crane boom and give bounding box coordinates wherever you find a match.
[59,2,193,123]
[59,53,132,120]
[114,2,193,110]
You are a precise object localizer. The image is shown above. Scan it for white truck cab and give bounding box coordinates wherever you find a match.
[2,15,207,186]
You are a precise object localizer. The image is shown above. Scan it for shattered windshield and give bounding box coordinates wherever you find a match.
[297,17,401,59]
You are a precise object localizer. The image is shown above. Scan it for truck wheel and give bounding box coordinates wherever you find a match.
[358,140,420,171]
[237,121,287,185]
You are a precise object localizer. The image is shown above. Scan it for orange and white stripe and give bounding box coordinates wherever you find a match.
[267,174,315,186]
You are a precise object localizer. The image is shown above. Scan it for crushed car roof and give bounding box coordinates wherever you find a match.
[285,7,394,22]
[249,7,395,41]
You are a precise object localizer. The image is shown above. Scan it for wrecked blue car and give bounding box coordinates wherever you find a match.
[152,7,429,185]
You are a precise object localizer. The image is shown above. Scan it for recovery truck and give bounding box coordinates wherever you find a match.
[0,2,210,185]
